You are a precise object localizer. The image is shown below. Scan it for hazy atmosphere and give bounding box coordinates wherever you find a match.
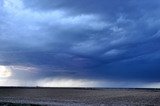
[0,0,160,88]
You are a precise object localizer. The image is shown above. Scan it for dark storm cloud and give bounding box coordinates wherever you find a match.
[0,0,160,84]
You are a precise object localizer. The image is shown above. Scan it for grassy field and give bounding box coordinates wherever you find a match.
[0,87,160,106]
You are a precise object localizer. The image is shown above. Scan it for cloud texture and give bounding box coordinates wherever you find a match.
[0,0,160,87]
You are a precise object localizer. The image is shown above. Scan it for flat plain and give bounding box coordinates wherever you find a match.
[0,87,160,106]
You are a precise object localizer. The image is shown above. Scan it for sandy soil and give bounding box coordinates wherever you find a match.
[0,87,160,106]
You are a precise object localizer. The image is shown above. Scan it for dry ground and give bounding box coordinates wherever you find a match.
[0,87,160,106]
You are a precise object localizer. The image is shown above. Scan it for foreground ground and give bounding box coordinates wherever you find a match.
[0,87,160,106]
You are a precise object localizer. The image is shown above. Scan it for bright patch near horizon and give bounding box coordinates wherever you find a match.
[37,78,103,87]
[0,66,12,78]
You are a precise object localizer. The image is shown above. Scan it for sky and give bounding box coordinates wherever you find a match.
[0,0,160,88]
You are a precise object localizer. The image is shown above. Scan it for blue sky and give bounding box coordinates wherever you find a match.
[0,0,160,88]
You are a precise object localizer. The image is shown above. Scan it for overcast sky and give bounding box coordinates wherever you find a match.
[0,0,160,88]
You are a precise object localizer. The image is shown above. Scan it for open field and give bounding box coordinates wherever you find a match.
[0,87,160,106]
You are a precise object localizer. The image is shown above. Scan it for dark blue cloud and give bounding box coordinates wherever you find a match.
[0,0,160,87]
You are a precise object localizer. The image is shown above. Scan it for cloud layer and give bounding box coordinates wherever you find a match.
[0,0,160,87]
